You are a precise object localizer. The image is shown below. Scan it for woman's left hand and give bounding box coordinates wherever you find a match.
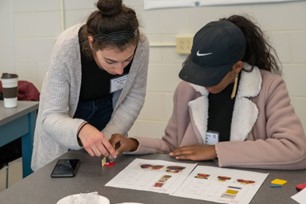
[169,144,217,161]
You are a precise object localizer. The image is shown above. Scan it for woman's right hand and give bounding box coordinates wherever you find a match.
[78,123,116,158]
[109,133,139,155]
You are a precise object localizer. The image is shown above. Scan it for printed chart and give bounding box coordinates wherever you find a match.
[106,159,268,203]
[105,159,197,194]
[172,166,268,204]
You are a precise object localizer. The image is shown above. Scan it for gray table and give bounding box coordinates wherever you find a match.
[0,101,38,177]
[0,150,305,204]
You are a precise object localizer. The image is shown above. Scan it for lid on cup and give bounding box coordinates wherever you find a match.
[1,73,18,79]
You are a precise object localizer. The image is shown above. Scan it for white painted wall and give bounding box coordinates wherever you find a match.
[1,0,306,138]
[0,1,14,73]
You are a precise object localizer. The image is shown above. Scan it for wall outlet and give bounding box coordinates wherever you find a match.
[176,35,193,54]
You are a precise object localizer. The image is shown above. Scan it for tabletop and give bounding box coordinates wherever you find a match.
[0,150,304,204]
[0,101,39,126]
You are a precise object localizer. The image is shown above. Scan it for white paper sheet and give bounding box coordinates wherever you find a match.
[105,159,197,194]
[291,188,306,204]
[171,166,268,204]
[106,159,268,203]
[144,0,305,10]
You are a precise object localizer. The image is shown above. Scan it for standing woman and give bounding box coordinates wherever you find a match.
[31,0,149,171]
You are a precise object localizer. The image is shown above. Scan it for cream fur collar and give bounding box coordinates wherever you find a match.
[188,63,262,142]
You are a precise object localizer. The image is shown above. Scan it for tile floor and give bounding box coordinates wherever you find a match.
[0,158,22,192]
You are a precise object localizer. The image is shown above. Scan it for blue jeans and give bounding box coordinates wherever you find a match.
[73,95,113,131]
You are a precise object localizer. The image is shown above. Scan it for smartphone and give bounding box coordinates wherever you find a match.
[51,159,80,178]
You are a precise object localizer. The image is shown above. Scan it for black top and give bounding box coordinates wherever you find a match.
[79,51,131,101]
[207,76,240,142]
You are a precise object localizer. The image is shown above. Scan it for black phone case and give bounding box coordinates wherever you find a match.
[51,159,80,178]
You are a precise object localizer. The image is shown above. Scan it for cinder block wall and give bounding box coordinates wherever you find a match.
[1,0,305,138]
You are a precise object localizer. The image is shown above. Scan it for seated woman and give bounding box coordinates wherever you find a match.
[109,15,306,170]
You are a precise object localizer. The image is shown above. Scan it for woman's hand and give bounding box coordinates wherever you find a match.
[169,144,217,161]
[78,123,116,158]
[109,133,139,155]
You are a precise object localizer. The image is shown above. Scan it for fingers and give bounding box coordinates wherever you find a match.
[109,134,126,154]
[84,142,107,157]
[85,145,102,157]
[170,147,195,160]
[100,136,116,156]
[109,134,139,154]
[170,146,193,156]
[109,134,121,147]
[82,131,131,158]
[81,131,116,158]
[85,147,95,157]
[170,145,217,161]
[115,143,128,154]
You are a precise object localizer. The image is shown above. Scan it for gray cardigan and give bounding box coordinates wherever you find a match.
[31,24,149,171]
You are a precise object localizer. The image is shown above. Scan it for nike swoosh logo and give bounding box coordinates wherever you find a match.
[196,51,212,56]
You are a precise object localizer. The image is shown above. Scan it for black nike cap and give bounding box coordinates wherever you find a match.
[179,20,246,87]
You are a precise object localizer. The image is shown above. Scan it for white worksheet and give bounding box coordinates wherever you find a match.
[171,166,268,204]
[291,188,306,204]
[105,159,197,194]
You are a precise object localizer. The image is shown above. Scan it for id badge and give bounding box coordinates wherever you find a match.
[110,74,128,93]
[204,131,219,145]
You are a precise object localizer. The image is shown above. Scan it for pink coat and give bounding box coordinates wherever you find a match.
[133,64,306,170]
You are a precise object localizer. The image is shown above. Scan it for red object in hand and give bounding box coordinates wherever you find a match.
[104,161,116,167]
[296,182,306,191]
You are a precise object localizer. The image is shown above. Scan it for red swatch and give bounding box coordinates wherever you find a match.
[104,161,116,167]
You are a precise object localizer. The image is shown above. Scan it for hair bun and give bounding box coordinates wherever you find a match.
[96,0,122,16]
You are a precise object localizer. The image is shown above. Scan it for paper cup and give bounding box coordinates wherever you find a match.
[57,193,110,204]
[1,73,18,108]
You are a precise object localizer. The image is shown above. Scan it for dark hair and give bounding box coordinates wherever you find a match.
[221,15,282,75]
[80,0,140,57]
